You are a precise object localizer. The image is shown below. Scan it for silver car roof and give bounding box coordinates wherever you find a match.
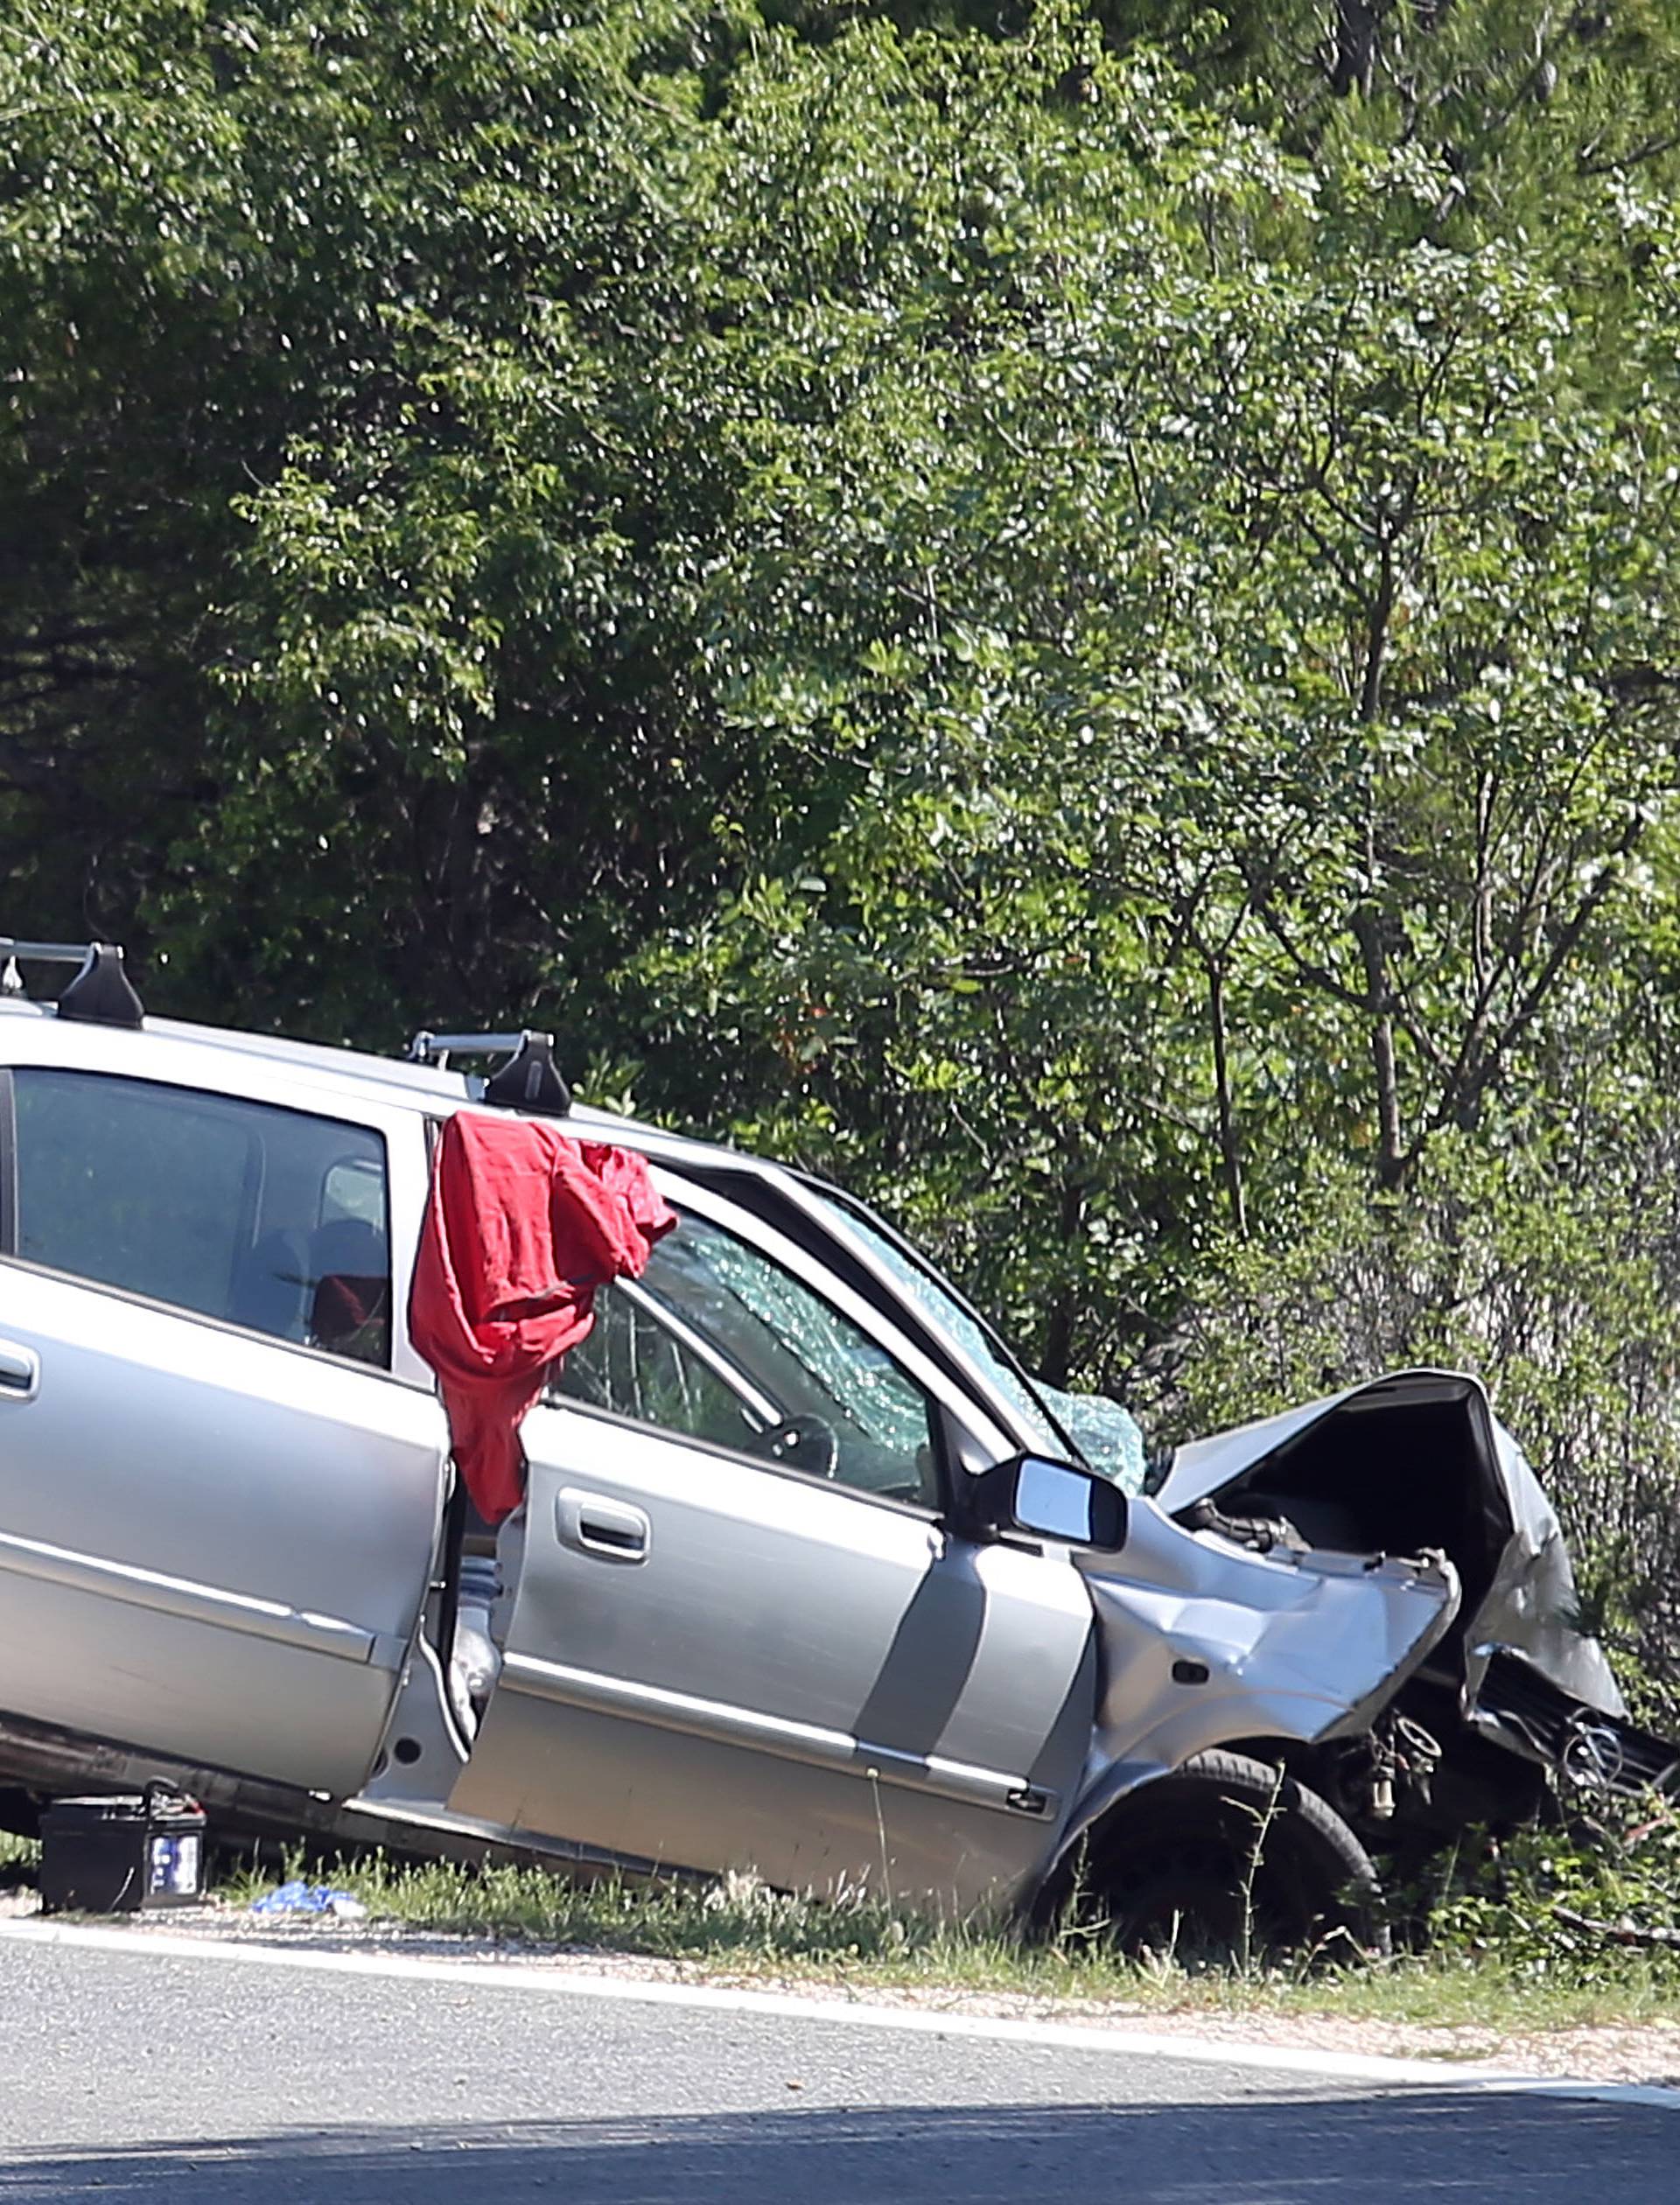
[0,996,744,1171]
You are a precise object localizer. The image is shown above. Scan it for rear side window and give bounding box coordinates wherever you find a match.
[9,1069,391,1368]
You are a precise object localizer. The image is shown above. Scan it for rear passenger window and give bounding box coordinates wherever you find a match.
[9,1070,391,1368]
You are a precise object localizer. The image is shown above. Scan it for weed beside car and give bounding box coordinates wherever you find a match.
[11,1791,1680,2045]
[206,1792,1680,2038]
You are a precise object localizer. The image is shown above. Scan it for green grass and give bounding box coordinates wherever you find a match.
[0,1831,37,1873]
[12,1820,1680,2043]
[214,1846,1680,2040]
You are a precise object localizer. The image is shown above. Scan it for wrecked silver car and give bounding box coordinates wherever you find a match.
[0,937,1668,1949]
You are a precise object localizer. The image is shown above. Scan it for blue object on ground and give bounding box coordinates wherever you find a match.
[249,1880,368,1921]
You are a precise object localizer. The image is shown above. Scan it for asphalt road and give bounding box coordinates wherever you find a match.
[0,1930,1675,2202]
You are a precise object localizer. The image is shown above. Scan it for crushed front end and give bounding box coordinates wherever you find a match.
[1150,1368,1680,1853]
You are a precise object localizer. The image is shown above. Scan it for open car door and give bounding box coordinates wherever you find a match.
[0,1034,447,1798]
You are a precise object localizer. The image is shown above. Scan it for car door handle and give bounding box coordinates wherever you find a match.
[555,1488,651,1564]
[0,1340,39,1402]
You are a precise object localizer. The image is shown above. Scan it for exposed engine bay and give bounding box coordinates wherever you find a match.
[1151,1369,1679,1854]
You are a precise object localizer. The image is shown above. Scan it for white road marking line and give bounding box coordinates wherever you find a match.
[3,1914,1676,2110]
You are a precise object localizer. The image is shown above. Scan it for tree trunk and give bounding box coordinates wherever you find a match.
[1039,1169,1087,1390]
[1333,0,1382,95]
[1352,904,1407,1189]
[1354,536,1405,1186]
[1208,955,1250,1239]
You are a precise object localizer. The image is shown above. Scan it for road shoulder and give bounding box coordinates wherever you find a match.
[4,1909,1678,2110]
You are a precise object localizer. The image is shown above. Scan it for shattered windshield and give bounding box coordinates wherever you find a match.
[1035,1383,1148,1497]
[804,1186,1077,1460]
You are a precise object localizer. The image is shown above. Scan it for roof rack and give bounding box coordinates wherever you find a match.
[406,1029,572,1118]
[0,938,144,1029]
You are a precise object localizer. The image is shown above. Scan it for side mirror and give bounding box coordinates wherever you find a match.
[973,1453,1128,1552]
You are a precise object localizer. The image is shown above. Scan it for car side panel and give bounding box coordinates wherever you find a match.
[0,1572,408,1799]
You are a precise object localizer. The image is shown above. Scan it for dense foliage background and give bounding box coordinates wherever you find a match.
[7,0,1680,1708]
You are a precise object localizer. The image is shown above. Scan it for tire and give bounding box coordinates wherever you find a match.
[1068,1750,1384,1964]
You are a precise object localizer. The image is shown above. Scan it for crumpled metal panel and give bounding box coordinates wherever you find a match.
[1058,1500,1459,1844]
[1154,1366,1625,1722]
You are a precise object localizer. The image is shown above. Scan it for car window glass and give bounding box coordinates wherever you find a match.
[555,1211,938,1506]
[561,1288,766,1457]
[808,1187,1075,1460]
[10,1069,392,1368]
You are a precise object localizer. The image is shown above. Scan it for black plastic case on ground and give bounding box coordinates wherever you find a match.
[38,1788,206,1914]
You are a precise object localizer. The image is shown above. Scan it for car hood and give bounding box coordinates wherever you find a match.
[1154,1368,1625,1721]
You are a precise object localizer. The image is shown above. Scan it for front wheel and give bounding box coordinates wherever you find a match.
[1058,1750,1384,1964]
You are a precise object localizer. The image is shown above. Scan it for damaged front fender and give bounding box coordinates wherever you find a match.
[1145,1367,1680,1812]
[1057,1497,1458,1861]
[1467,1417,1621,1718]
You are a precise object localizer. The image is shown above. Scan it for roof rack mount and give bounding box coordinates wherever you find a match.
[407,1032,528,1063]
[0,938,144,1029]
[407,1028,572,1119]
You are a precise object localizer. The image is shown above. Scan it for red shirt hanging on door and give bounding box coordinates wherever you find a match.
[408,1112,676,1523]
